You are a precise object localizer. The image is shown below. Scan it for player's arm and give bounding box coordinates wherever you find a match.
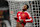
[24,13,33,23]
[14,11,21,20]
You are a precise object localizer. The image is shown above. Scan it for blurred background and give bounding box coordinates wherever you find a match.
[0,0,40,27]
[0,0,10,27]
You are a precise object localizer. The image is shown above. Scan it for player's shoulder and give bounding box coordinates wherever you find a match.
[25,11,30,14]
[17,11,22,13]
[25,11,31,16]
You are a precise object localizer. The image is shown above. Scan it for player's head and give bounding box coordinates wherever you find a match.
[22,4,29,11]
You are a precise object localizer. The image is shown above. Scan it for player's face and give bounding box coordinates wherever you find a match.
[22,5,27,10]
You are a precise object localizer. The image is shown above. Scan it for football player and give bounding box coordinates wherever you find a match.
[14,4,33,27]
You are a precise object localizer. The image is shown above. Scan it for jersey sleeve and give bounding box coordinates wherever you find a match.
[17,11,21,20]
[17,12,19,19]
[24,12,33,23]
[17,11,20,17]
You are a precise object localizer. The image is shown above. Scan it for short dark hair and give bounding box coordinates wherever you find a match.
[25,4,29,9]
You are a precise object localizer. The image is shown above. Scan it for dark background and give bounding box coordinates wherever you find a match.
[0,0,8,7]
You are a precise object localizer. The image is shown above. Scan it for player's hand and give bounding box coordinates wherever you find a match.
[20,19,24,24]
[13,16,17,20]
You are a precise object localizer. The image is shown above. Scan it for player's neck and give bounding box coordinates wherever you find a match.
[22,10,26,12]
[22,11,24,12]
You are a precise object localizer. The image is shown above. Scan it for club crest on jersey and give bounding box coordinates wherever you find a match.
[22,14,25,16]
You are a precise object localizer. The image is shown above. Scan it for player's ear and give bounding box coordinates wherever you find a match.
[25,4,29,9]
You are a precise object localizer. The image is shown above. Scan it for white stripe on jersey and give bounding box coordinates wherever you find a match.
[25,18,32,21]
[25,11,32,21]
[18,13,20,15]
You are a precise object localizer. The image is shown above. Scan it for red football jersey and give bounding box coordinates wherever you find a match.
[17,11,33,23]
